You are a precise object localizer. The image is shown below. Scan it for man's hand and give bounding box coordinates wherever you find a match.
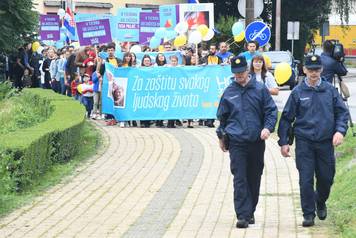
[219,139,227,152]
[260,128,271,140]
[281,145,290,157]
[333,132,344,146]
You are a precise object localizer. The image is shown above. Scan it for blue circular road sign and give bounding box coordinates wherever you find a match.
[245,21,271,47]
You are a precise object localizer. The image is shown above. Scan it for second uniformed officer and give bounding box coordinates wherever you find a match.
[217,55,278,228]
[278,55,349,227]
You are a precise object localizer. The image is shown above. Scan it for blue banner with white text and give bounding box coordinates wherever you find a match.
[102,64,233,120]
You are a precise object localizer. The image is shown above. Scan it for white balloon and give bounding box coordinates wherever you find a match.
[174,21,189,34]
[57,9,65,18]
[37,46,44,54]
[202,28,215,41]
[188,31,202,45]
[130,45,142,53]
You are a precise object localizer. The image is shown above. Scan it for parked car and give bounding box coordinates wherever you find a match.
[263,51,300,90]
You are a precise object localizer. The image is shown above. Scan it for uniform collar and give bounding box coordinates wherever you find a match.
[304,77,321,88]
[232,74,256,89]
[301,77,326,91]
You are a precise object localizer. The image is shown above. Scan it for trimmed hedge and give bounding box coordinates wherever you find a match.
[0,88,86,193]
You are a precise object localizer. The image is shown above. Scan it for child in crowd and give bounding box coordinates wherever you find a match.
[91,71,103,120]
[82,51,96,77]
[71,73,81,101]
[81,73,94,118]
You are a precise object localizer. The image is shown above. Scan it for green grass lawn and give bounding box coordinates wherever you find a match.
[0,121,102,217]
[327,130,356,238]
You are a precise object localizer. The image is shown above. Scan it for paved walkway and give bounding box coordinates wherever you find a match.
[0,122,328,238]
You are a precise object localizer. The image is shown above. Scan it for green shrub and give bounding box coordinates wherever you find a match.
[0,90,53,135]
[0,81,14,100]
[0,89,86,193]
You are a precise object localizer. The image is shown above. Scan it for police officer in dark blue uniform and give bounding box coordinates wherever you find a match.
[278,55,349,227]
[216,55,278,228]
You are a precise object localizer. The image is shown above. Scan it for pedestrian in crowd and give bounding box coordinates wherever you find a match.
[122,52,132,67]
[42,47,55,89]
[200,44,222,127]
[201,44,222,65]
[249,55,279,95]
[81,73,94,118]
[154,53,167,127]
[91,71,103,120]
[96,42,123,126]
[240,40,260,65]
[49,50,60,93]
[140,54,153,128]
[64,46,77,96]
[217,42,234,64]
[216,55,277,228]
[82,50,96,78]
[155,53,167,67]
[75,46,90,78]
[163,42,173,52]
[278,55,349,227]
[29,46,42,88]
[130,52,137,67]
[71,72,80,101]
[320,40,348,83]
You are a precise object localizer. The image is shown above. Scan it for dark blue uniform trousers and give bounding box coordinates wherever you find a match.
[229,140,265,220]
[295,138,335,218]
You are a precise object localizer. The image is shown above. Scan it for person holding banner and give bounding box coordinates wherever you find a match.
[140,54,153,128]
[201,44,222,128]
[216,55,277,228]
[96,43,123,126]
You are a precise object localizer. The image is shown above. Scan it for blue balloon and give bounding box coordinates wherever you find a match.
[166,30,177,41]
[149,36,161,49]
[232,22,244,36]
[154,27,167,39]
[55,40,64,49]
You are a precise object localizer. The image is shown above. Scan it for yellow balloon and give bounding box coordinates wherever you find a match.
[32,41,40,52]
[197,24,209,37]
[234,32,245,42]
[174,35,187,47]
[77,84,83,94]
[274,62,292,85]
[263,54,272,69]
[158,45,165,52]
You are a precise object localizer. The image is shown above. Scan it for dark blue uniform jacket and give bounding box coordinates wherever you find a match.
[320,52,347,83]
[278,78,349,145]
[216,76,278,143]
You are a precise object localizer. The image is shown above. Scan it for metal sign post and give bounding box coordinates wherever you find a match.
[287,21,300,56]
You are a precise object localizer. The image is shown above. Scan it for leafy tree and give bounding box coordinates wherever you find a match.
[202,0,354,60]
[0,0,38,53]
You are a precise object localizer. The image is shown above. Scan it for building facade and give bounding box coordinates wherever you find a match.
[33,0,185,15]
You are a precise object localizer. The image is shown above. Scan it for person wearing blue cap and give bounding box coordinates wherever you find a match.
[216,55,278,228]
[278,55,349,227]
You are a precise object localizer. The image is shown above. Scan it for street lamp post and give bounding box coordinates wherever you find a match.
[246,0,254,26]
[275,0,281,50]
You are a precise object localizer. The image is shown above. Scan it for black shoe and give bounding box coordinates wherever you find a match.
[302,216,315,227]
[206,123,215,128]
[236,219,249,228]
[249,216,255,224]
[317,203,327,220]
[175,120,183,126]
